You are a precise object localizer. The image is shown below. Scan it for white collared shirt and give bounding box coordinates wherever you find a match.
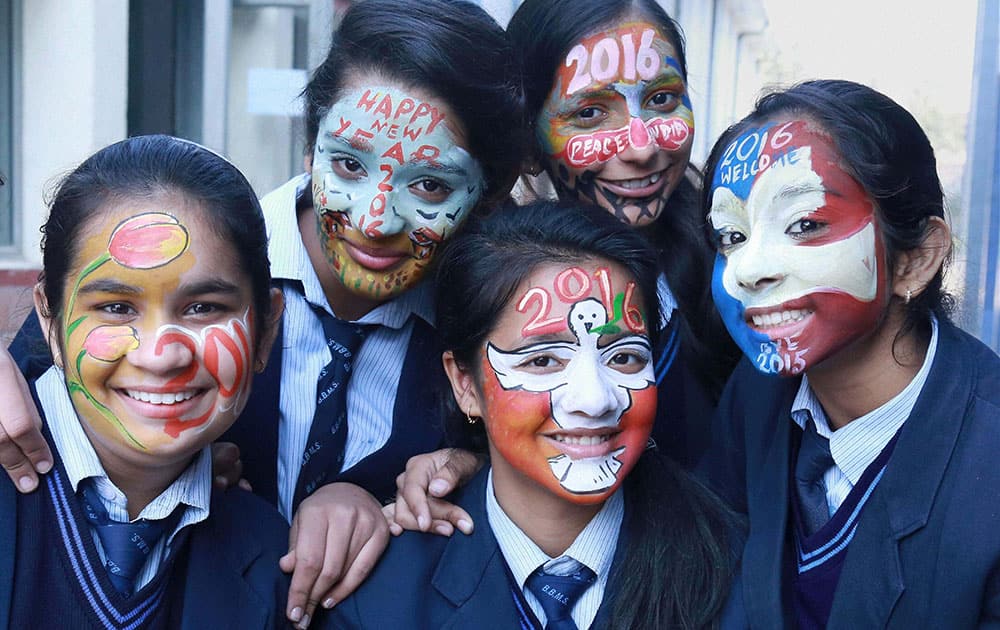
[485,469,623,629]
[38,366,211,591]
[790,317,939,515]
[264,175,436,520]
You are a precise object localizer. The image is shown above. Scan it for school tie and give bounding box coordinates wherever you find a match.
[525,558,597,630]
[79,480,182,598]
[292,305,370,511]
[795,417,836,536]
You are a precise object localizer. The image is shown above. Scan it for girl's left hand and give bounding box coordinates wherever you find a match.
[279,482,390,629]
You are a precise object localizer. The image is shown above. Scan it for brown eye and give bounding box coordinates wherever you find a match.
[331,157,366,180]
[573,106,608,128]
[410,178,453,204]
[646,91,680,112]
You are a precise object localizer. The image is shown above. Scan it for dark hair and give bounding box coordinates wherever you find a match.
[302,0,524,205]
[40,135,273,347]
[702,79,953,345]
[507,0,739,395]
[435,200,738,629]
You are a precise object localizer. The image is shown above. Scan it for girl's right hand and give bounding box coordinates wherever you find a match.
[0,346,52,492]
[385,448,484,536]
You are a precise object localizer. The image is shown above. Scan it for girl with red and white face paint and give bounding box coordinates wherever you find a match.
[329,200,741,629]
[701,80,1000,629]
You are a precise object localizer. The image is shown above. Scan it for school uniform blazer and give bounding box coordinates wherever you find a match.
[8,296,449,507]
[328,468,627,629]
[701,319,1000,629]
[0,473,291,629]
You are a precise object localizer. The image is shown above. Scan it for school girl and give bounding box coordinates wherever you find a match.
[0,0,523,626]
[0,135,289,628]
[330,200,740,629]
[700,79,1000,628]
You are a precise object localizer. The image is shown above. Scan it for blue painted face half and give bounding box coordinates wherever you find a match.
[708,120,888,376]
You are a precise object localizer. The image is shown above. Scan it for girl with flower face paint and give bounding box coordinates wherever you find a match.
[5,135,291,626]
[701,81,1000,629]
[329,201,740,629]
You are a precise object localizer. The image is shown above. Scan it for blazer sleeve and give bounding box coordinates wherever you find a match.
[7,310,53,380]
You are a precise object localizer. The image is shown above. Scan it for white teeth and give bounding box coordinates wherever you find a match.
[551,434,612,446]
[750,309,811,328]
[125,389,197,405]
[614,171,663,190]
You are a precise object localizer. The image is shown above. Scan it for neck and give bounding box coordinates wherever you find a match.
[490,455,602,557]
[806,306,929,430]
[297,204,383,321]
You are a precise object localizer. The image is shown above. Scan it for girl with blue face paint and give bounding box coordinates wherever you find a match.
[701,80,1000,629]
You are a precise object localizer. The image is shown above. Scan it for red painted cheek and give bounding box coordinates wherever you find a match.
[615,385,656,456]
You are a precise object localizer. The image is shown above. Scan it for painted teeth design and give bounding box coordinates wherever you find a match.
[125,390,197,405]
[613,170,662,190]
[750,309,812,328]
[551,434,613,446]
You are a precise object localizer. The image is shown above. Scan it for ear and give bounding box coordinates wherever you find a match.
[255,288,285,372]
[442,350,484,418]
[32,283,63,369]
[892,216,951,301]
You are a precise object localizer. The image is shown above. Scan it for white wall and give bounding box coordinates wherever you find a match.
[13,0,128,268]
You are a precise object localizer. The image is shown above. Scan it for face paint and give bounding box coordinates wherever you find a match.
[708,120,889,376]
[58,197,259,463]
[537,21,694,226]
[480,262,655,504]
[312,84,485,301]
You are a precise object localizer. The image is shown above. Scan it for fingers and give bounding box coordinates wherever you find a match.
[320,527,390,608]
[396,448,484,531]
[426,497,474,535]
[210,442,242,490]
[283,482,390,628]
[0,353,52,492]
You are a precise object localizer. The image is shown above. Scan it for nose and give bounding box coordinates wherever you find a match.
[559,354,620,424]
[616,117,659,165]
[126,324,196,375]
[353,191,407,239]
[731,234,785,293]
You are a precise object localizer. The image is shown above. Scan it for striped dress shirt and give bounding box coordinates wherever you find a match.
[790,317,939,515]
[486,469,623,629]
[263,175,435,520]
[38,366,211,591]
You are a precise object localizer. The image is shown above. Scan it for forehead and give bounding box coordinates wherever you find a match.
[556,18,682,97]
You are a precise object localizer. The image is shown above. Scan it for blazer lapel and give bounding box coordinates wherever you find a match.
[177,509,272,629]
[432,471,523,630]
[0,477,15,628]
[830,321,971,627]
[743,379,797,630]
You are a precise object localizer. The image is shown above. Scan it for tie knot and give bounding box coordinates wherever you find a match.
[795,418,834,486]
[525,559,596,629]
[313,307,369,359]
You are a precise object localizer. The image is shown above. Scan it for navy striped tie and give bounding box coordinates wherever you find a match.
[795,418,835,536]
[525,559,596,630]
[293,305,369,511]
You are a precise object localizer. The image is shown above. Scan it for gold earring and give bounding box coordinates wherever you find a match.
[254,358,266,373]
[905,288,912,305]
[466,404,478,425]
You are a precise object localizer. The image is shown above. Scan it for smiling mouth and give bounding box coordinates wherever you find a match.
[749,308,813,329]
[340,239,410,271]
[122,389,202,405]
[598,169,667,199]
[550,432,615,446]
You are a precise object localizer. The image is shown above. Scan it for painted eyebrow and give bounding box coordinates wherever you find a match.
[412,161,470,178]
[77,279,141,296]
[324,134,373,154]
[773,182,826,201]
[176,279,242,298]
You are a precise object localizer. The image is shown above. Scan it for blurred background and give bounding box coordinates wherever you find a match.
[0,0,995,348]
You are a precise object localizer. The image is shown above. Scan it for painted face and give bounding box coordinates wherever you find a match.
[312,82,485,301]
[708,120,889,376]
[54,194,259,464]
[537,20,694,226]
[480,262,656,504]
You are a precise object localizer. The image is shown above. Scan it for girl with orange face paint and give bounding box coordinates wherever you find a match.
[1,135,290,627]
[328,201,742,629]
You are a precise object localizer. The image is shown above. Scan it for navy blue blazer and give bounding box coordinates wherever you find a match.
[701,319,1000,628]
[331,466,748,629]
[329,468,627,629]
[0,470,291,629]
[9,309,449,507]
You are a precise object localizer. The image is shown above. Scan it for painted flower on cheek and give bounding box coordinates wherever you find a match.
[107,212,190,269]
[81,325,140,362]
